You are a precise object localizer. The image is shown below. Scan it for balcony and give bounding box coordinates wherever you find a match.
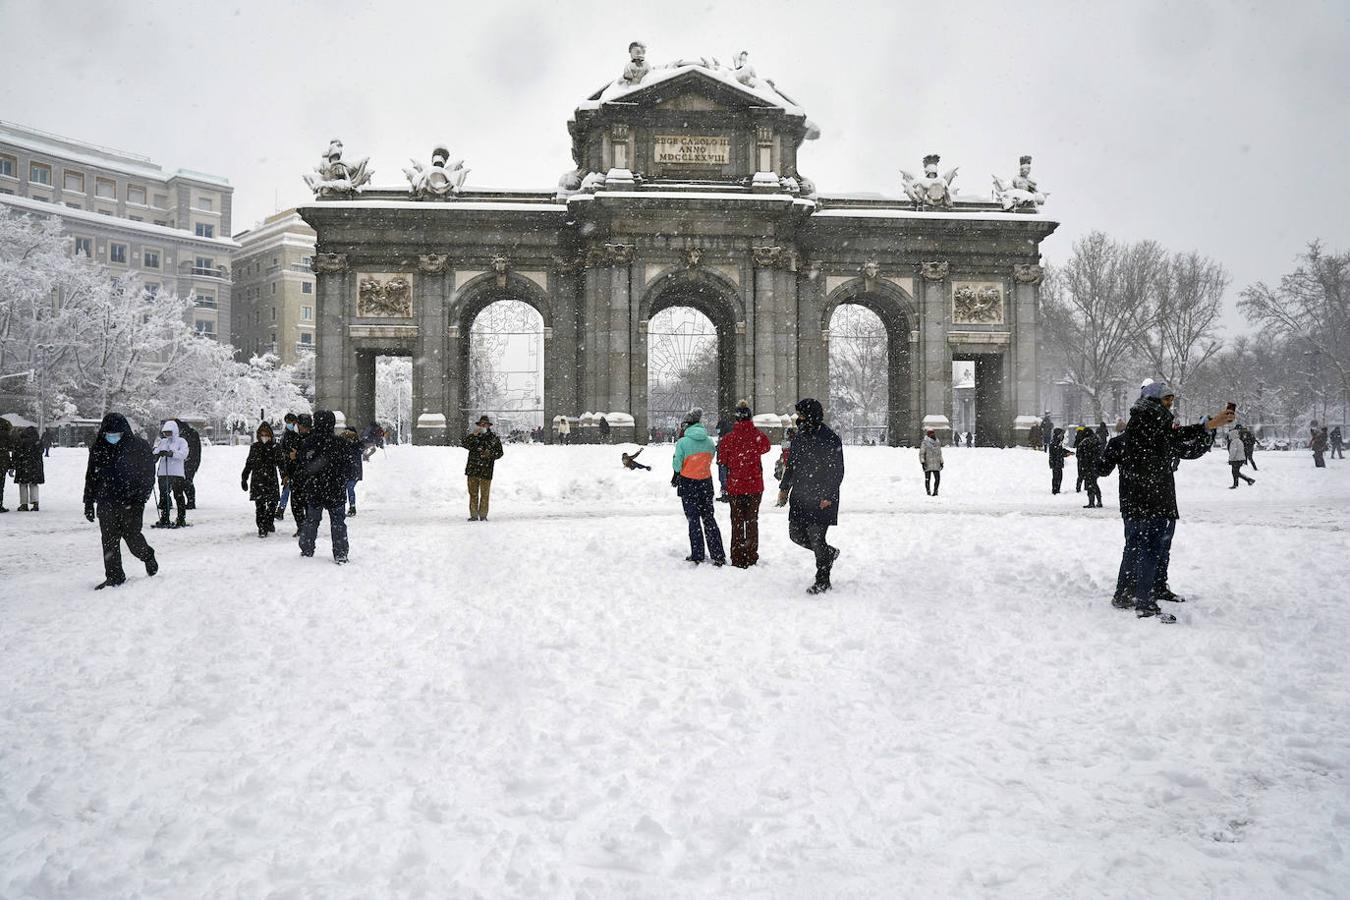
[181,261,230,281]
[294,341,315,354]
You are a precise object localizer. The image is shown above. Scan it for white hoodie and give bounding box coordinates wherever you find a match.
[153,420,189,477]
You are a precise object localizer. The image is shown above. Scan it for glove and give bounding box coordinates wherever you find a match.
[670,472,679,488]
[84,504,96,522]
[241,479,249,492]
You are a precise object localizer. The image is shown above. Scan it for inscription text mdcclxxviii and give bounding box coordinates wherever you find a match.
[654,135,731,165]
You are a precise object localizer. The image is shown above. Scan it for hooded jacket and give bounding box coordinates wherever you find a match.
[83,413,156,508]
[1048,431,1070,469]
[152,420,189,477]
[672,422,716,480]
[779,399,844,526]
[1099,396,1211,520]
[11,427,45,484]
[716,419,771,494]
[242,425,284,500]
[297,410,355,507]
[919,436,943,472]
[175,420,202,475]
[1226,429,1247,463]
[1074,429,1102,474]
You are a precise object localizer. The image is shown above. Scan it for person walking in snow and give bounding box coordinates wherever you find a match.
[776,398,844,594]
[1225,427,1256,489]
[275,413,300,521]
[464,415,504,521]
[714,414,734,502]
[1096,421,1110,446]
[717,400,771,568]
[1028,420,1043,451]
[622,448,651,471]
[0,418,12,513]
[919,428,943,496]
[1040,413,1054,451]
[152,420,190,528]
[1331,425,1345,460]
[173,419,203,510]
[283,413,312,535]
[965,431,973,447]
[1099,381,1231,622]
[1048,427,1072,494]
[241,422,284,537]
[557,415,571,445]
[1311,424,1328,468]
[672,406,726,566]
[598,415,612,443]
[11,426,44,511]
[296,410,356,564]
[1239,423,1258,471]
[83,413,158,590]
[1074,425,1104,508]
[341,426,363,516]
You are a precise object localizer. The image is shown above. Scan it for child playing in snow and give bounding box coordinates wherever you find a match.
[622,448,651,471]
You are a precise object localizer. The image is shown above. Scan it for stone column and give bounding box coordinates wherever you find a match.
[751,246,799,416]
[918,261,952,437]
[313,252,350,416]
[1011,264,1043,421]
[795,263,828,413]
[582,243,634,416]
[413,254,450,445]
[546,260,583,442]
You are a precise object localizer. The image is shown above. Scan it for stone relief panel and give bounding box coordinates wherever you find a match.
[357,273,414,318]
[951,282,1005,325]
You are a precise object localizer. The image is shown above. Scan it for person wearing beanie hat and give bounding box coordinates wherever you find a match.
[1098,381,1234,622]
[776,398,844,594]
[919,428,943,496]
[716,399,771,567]
[672,408,726,565]
[1048,427,1073,494]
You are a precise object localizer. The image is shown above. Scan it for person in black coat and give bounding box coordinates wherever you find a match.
[282,413,312,534]
[174,419,203,510]
[776,398,844,594]
[1098,381,1231,621]
[11,426,45,511]
[341,426,363,516]
[0,418,12,512]
[83,412,158,589]
[1048,428,1072,494]
[295,410,355,563]
[1074,426,1103,508]
[241,421,284,537]
[464,415,505,521]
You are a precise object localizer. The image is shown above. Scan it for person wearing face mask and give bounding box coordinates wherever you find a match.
[151,419,190,528]
[284,414,313,535]
[775,398,844,594]
[83,413,158,589]
[463,415,504,521]
[275,413,300,520]
[241,421,284,537]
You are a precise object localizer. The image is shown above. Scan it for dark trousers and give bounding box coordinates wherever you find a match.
[157,475,186,517]
[1115,518,1176,604]
[1244,449,1258,470]
[1230,461,1253,486]
[728,492,762,568]
[1314,450,1326,467]
[1083,475,1102,506]
[0,468,6,508]
[98,503,155,582]
[679,477,725,562]
[718,464,729,494]
[924,470,941,494]
[1332,441,1345,459]
[1051,467,1064,494]
[184,465,199,506]
[291,493,308,530]
[254,498,277,533]
[789,518,835,584]
[1075,468,1085,492]
[298,502,348,559]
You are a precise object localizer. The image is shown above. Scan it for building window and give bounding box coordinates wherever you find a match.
[254,310,260,325]
[98,208,113,215]
[144,282,160,296]
[30,194,50,202]
[152,193,168,208]
[0,155,15,178]
[300,332,313,345]
[30,162,52,185]
[194,256,214,275]
[143,249,160,269]
[109,242,128,264]
[302,281,313,294]
[198,196,214,211]
[0,188,12,195]
[270,330,276,345]
[302,256,313,269]
[271,283,276,296]
[272,256,279,266]
[195,320,215,335]
[195,291,217,308]
[302,305,313,320]
[153,219,169,227]
[95,177,116,199]
[63,171,85,192]
[74,236,93,258]
[66,202,81,209]
[129,216,142,222]
[127,185,146,205]
[195,222,214,238]
[271,306,276,321]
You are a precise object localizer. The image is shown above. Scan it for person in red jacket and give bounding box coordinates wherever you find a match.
[716,399,772,568]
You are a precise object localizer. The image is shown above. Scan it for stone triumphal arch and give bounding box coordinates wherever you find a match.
[300,48,1058,445]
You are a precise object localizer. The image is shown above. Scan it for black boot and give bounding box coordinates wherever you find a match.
[145,554,158,577]
[175,512,189,528]
[1154,587,1186,604]
[152,511,171,528]
[348,505,357,517]
[807,579,832,595]
[1111,593,1135,609]
[95,577,126,590]
[1136,602,1176,623]
[30,502,38,512]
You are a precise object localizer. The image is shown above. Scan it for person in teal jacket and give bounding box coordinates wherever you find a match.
[671,408,726,565]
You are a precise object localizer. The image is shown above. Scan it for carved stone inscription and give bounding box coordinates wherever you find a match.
[357,273,414,318]
[654,135,730,165]
[951,282,1004,325]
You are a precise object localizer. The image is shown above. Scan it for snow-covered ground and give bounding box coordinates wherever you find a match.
[2,443,1347,898]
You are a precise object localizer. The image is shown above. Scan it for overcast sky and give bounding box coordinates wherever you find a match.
[3,0,1347,334]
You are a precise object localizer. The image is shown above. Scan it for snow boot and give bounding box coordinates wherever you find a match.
[684,555,703,566]
[274,507,286,521]
[95,578,126,590]
[145,554,158,577]
[175,511,189,528]
[258,527,268,538]
[807,579,832,595]
[152,511,171,528]
[16,504,28,512]
[1136,602,1176,623]
[0,505,8,513]
[1111,594,1135,610]
[348,505,357,517]
[1154,588,1186,604]
[334,555,349,566]
[30,502,38,512]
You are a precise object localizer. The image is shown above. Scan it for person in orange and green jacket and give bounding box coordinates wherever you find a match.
[671,407,725,566]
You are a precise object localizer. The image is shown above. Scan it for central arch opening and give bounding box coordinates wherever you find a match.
[647,306,719,439]
[466,299,544,439]
[828,305,889,444]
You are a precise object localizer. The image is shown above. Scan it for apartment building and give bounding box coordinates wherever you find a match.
[231,209,317,366]
[0,120,238,342]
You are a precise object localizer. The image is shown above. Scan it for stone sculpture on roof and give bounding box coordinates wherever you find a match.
[305,139,373,199]
[404,146,469,200]
[622,41,650,85]
[992,155,1048,211]
[900,154,959,210]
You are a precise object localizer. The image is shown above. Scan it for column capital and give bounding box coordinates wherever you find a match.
[417,253,449,275]
[1012,263,1044,284]
[918,260,950,282]
[313,252,349,274]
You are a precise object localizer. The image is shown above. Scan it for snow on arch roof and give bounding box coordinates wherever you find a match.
[576,61,808,119]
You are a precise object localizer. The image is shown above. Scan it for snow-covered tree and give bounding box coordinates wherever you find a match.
[375,355,412,442]
[828,304,889,443]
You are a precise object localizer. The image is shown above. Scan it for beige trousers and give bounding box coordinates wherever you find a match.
[467,476,492,520]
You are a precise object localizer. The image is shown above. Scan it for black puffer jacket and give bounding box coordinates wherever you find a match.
[11,428,44,483]
[83,413,156,508]
[1100,397,1211,520]
[241,428,283,501]
[1074,430,1102,475]
[296,411,355,507]
[778,399,844,526]
[176,420,202,476]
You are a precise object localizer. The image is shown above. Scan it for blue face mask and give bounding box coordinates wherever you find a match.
[286,423,296,432]
[104,432,123,445]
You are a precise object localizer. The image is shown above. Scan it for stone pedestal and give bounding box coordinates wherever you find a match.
[922,414,951,444]
[416,413,448,446]
[1012,415,1039,449]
